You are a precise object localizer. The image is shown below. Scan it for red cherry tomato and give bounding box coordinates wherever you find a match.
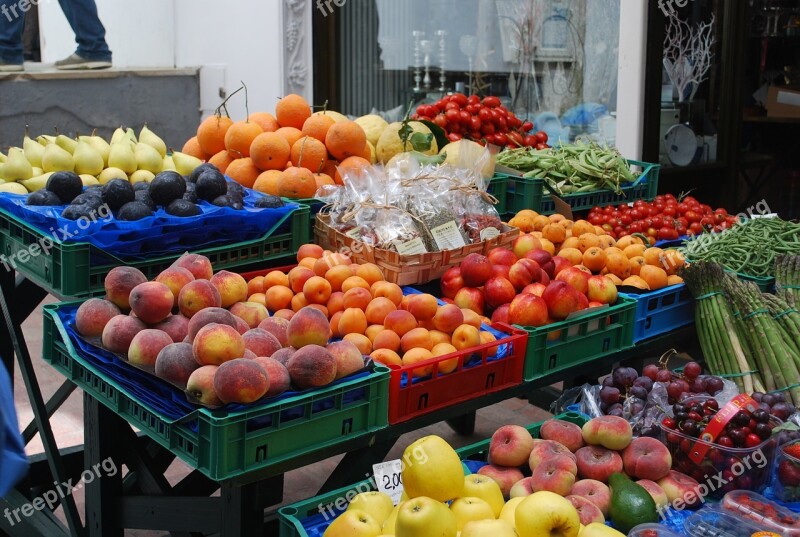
[534,131,548,144]
[470,116,482,132]
[452,93,468,107]
[465,104,478,115]
[482,96,501,108]
[507,131,523,147]
[459,110,472,125]
[494,133,508,145]
[480,123,495,135]
[522,121,534,132]
[433,114,447,129]
[445,102,460,111]
[523,135,537,147]
[467,94,480,105]
[535,143,547,150]
[445,109,459,123]
[447,133,462,142]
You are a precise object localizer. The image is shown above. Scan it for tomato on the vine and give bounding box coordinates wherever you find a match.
[534,131,548,144]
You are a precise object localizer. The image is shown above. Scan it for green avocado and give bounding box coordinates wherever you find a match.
[608,472,659,533]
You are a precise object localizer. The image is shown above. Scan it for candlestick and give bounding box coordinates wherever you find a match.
[420,39,433,90]
[412,30,424,92]
[436,30,447,92]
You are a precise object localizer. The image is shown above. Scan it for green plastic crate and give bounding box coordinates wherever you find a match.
[516,295,637,381]
[487,174,509,215]
[277,412,587,537]
[0,205,308,298]
[42,302,389,481]
[294,198,324,245]
[503,159,659,215]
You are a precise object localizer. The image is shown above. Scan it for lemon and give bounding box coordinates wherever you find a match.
[439,139,496,178]
[355,114,389,146]
[376,121,438,165]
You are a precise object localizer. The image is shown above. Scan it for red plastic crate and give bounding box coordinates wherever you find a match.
[239,265,297,280]
[387,323,526,424]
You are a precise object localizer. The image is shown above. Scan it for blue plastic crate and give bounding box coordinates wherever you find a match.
[621,284,694,343]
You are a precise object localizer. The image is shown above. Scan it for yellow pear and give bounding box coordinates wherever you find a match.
[162,154,176,171]
[108,142,137,174]
[129,170,155,184]
[80,131,110,167]
[0,152,6,163]
[55,134,78,154]
[42,143,75,173]
[4,147,33,180]
[36,134,55,146]
[395,497,456,537]
[73,139,105,176]
[139,124,167,158]
[171,151,203,176]
[0,182,29,195]
[401,435,464,502]
[110,127,127,145]
[79,174,100,186]
[20,172,53,192]
[323,509,382,537]
[135,142,163,174]
[23,129,45,168]
[124,127,137,144]
[347,492,394,526]
[30,167,43,176]
[98,167,129,184]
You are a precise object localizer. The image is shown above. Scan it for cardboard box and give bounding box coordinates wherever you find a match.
[766,86,800,118]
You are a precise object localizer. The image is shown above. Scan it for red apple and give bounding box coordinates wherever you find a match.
[461,253,493,287]
[484,277,516,310]
[522,283,547,297]
[488,247,518,266]
[542,281,583,320]
[454,287,485,315]
[508,293,549,327]
[587,276,618,305]
[491,304,510,324]
[491,265,511,279]
[556,267,591,295]
[441,266,465,300]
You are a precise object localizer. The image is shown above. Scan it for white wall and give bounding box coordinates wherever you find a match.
[615,0,648,160]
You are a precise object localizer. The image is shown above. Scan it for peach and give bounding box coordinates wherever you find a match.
[291,293,309,311]
[127,329,174,368]
[356,263,384,285]
[488,247,518,267]
[153,314,190,343]
[286,344,337,389]
[508,293,549,327]
[365,297,396,325]
[155,266,195,307]
[129,281,175,324]
[401,348,434,377]
[484,277,516,310]
[461,308,482,329]
[248,293,267,307]
[581,415,632,450]
[489,425,534,467]
[492,265,511,279]
[104,266,147,310]
[440,266,465,300]
[263,270,290,289]
[271,347,296,365]
[287,307,331,348]
[185,365,222,406]
[587,275,618,305]
[636,479,669,510]
[400,327,433,353]
[343,333,372,355]
[570,479,611,517]
[373,330,401,352]
[75,298,122,337]
[192,323,246,366]
[540,419,585,453]
[329,311,344,338]
[529,439,577,471]
[460,253,493,287]
[273,308,294,321]
[566,495,605,526]
[556,267,591,295]
[234,316,249,335]
[371,281,403,306]
[309,304,329,318]
[407,293,438,321]
[429,330,451,346]
[338,308,368,336]
[531,457,577,496]
[370,348,402,367]
[622,437,672,481]
[574,446,623,483]
[454,287,485,315]
[101,314,147,354]
[172,253,213,280]
[398,295,412,312]
[312,252,351,277]
[154,342,199,389]
[257,317,289,347]
[491,304,510,325]
[302,276,332,305]
[298,257,316,270]
[288,266,315,294]
[242,349,257,359]
[451,324,480,351]
[341,276,370,293]
[230,301,269,329]
[342,287,372,311]
[246,275,265,296]
[522,283,546,297]
[324,265,353,292]
[508,260,538,291]
[477,465,525,498]
[242,328,282,358]
[297,243,324,262]
[210,270,249,308]
[365,324,385,342]
[178,279,222,318]
[509,477,534,498]
[187,307,238,341]
[431,342,459,374]
[541,281,583,321]
[656,470,702,508]
[327,340,366,380]
[383,310,417,337]
[252,356,291,397]
[327,291,345,315]
[432,304,464,333]
[213,358,269,404]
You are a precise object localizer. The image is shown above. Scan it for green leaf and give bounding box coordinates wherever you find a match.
[418,120,449,152]
[409,132,434,152]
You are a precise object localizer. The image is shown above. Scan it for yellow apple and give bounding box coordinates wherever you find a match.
[381,503,402,535]
[578,522,625,537]
[401,435,464,502]
[449,497,495,531]
[323,508,382,537]
[348,491,395,525]
[461,519,518,537]
[515,491,580,537]
[498,496,524,527]
[395,496,456,537]
[463,475,505,518]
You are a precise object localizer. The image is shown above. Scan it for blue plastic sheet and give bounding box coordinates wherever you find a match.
[0,181,298,260]
[0,365,28,496]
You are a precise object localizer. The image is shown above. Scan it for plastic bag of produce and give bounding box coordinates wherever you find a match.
[401,166,469,252]
[550,383,603,418]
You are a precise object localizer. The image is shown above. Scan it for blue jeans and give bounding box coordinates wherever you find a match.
[0,0,111,64]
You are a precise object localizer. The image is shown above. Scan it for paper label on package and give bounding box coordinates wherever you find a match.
[479,227,500,241]
[430,221,466,250]
[394,237,427,255]
[345,228,362,240]
[373,460,404,505]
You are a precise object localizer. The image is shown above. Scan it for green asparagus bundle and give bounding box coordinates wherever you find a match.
[776,254,800,307]
[764,293,800,359]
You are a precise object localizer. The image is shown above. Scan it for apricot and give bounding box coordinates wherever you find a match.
[296,243,324,262]
[342,287,372,311]
[263,270,290,289]
[265,285,294,312]
[383,310,417,337]
[247,275,265,296]
[407,293,438,321]
[291,293,309,311]
[402,348,435,378]
[303,276,332,305]
[288,266,315,294]
[373,330,401,352]
[338,308,368,335]
[343,333,372,355]
[365,324,385,342]
[451,324,481,351]
[429,330,451,346]
[356,263,384,285]
[431,342,459,374]
[370,348,402,367]
[341,276,370,293]
[400,327,433,353]
[324,265,353,292]
[432,304,465,334]
[371,281,403,306]
[365,297,396,325]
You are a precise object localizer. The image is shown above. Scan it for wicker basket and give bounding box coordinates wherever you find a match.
[314,213,520,286]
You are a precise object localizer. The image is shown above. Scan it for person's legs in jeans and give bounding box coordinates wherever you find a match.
[57,0,111,61]
[0,1,25,65]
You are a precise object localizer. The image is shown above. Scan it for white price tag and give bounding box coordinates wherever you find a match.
[394,237,427,255]
[430,221,467,251]
[372,460,404,505]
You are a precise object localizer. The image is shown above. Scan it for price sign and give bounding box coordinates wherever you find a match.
[373,460,404,505]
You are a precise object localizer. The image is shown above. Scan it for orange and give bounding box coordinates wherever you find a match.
[582,247,607,273]
[560,236,580,250]
[662,249,686,275]
[225,158,260,188]
[577,233,601,253]
[314,173,334,189]
[616,235,643,250]
[224,120,263,158]
[250,132,291,171]
[253,170,283,195]
[275,94,312,129]
[532,215,550,231]
[275,126,303,148]
[208,150,236,173]
[605,252,632,280]
[325,121,367,161]
[278,166,317,199]
[667,274,684,285]
[321,158,339,182]
[248,112,279,133]
[640,265,668,290]
[197,115,233,156]
[301,114,336,143]
[621,276,650,290]
[290,136,329,173]
[542,223,566,244]
[629,256,646,276]
[335,156,371,185]
[557,247,582,265]
[623,244,647,259]
[571,220,595,237]
[181,136,209,161]
[643,247,665,267]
